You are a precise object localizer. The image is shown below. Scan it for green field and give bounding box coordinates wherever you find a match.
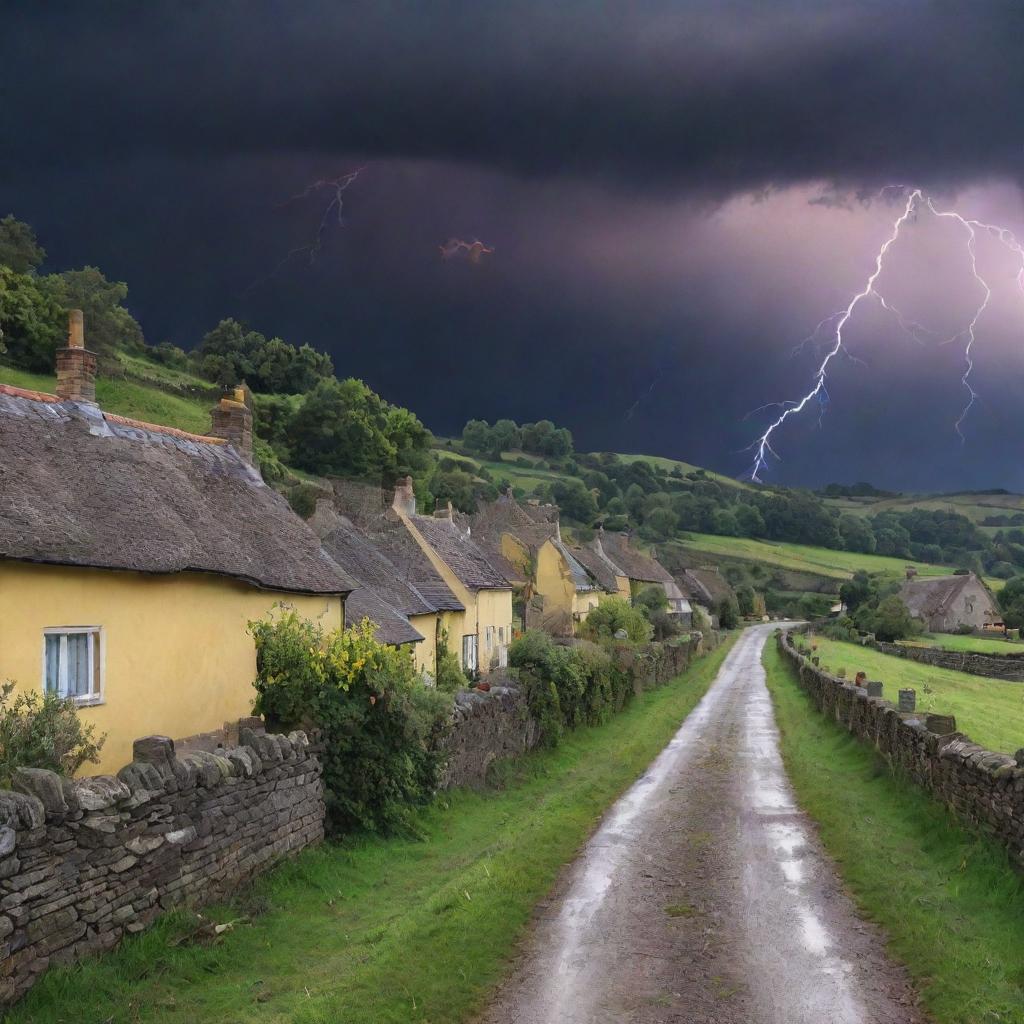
[0,364,212,434]
[678,532,961,582]
[911,633,1024,655]
[764,641,1024,1024]
[807,635,1024,753]
[7,640,735,1024]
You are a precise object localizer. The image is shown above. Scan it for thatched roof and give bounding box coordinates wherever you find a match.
[569,542,622,593]
[596,532,674,584]
[898,573,992,621]
[345,588,424,647]
[327,480,463,612]
[0,388,354,595]
[411,514,511,591]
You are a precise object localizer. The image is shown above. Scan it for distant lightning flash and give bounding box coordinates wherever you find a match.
[439,238,495,263]
[243,166,365,294]
[748,189,1024,482]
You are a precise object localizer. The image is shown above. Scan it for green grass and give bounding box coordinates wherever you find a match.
[0,363,211,434]
[677,532,992,584]
[8,638,736,1024]
[763,640,1024,1024]
[807,634,1024,753]
[913,632,1024,655]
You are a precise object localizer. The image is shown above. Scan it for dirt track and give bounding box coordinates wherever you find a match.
[482,625,924,1024]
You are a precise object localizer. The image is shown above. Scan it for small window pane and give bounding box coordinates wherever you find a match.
[44,636,61,694]
[66,634,89,697]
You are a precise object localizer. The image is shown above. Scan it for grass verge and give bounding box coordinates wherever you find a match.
[763,639,1024,1024]
[806,634,1024,753]
[9,636,736,1024]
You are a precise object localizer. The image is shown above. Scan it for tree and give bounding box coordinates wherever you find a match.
[634,584,669,615]
[861,595,917,642]
[0,216,45,274]
[643,506,679,540]
[288,377,396,477]
[461,419,492,454]
[717,597,739,630]
[735,502,766,537]
[838,514,876,553]
[551,479,598,523]
[0,265,63,370]
[41,266,144,357]
[490,418,521,453]
[839,570,874,612]
[580,598,652,643]
[736,585,755,616]
[711,508,740,536]
[998,575,1024,629]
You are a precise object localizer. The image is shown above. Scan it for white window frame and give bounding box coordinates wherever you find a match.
[485,625,494,653]
[462,634,478,672]
[42,627,104,706]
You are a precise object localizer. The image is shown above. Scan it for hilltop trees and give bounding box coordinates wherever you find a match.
[460,417,574,460]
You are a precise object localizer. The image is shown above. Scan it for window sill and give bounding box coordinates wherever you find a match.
[69,696,105,708]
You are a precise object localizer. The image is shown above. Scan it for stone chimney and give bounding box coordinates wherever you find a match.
[209,386,253,460]
[905,566,918,581]
[393,475,416,516]
[55,309,98,403]
[433,498,454,522]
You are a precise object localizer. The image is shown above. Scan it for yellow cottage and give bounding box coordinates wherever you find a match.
[465,492,604,636]
[0,313,355,772]
[319,481,467,678]
[392,480,514,674]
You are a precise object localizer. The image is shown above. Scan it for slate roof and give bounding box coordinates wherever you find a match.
[596,532,674,584]
[328,480,464,612]
[682,568,735,607]
[898,573,991,621]
[570,542,622,593]
[345,587,424,647]
[410,514,511,591]
[0,389,354,595]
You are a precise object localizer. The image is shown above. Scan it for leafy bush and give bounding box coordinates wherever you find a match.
[820,615,860,643]
[856,595,919,642]
[250,611,450,835]
[580,598,652,644]
[717,597,739,630]
[434,630,467,692]
[508,632,563,746]
[0,682,105,786]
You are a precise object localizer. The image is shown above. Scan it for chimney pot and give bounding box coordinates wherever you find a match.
[55,309,97,403]
[393,475,416,516]
[209,387,253,460]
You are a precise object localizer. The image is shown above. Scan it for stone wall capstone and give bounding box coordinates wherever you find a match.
[0,727,324,1004]
[870,639,1024,681]
[778,630,1024,867]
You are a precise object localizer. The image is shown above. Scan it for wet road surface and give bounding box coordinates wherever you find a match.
[482,625,923,1024]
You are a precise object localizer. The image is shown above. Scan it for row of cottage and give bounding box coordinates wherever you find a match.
[0,312,731,773]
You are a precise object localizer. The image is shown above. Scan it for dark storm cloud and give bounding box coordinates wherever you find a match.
[3,1,1023,193]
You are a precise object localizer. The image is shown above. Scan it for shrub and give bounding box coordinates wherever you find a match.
[0,682,105,786]
[433,630,467,692]
[580,598,652,644]
[717,597,739,630]
[820,615,860,643]
[508,632,563,746]
[250,611,450,835]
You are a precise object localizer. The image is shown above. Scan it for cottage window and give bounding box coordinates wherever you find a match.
[485,626,494,652]
[462,634,478,671]
[43,627,102,704]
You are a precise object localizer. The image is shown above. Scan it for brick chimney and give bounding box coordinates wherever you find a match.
[55,309,98,403]
[209,386,253,460]
[433,498,454,522]
[393,475,416,516]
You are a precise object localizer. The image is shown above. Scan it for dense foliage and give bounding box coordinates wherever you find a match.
[578,597,653,644]
[997,576,1024,629]
[0,681,105,786]
[249,612,450,835]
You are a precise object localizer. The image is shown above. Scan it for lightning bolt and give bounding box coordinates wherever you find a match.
[748,188,1024,482]
[243,166,366,294]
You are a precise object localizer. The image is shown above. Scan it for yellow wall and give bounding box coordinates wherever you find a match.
[500,534,531,579]
[573,590,600,621]
[409,613,438,674]
[535,540,575,617]
[0,562,343,775]
[396,514,512,673]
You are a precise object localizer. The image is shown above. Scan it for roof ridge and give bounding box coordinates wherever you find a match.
[0,383,62,404]
[103,412,225,446]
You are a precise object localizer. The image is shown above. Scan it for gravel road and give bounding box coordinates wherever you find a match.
[481,624,924,1024]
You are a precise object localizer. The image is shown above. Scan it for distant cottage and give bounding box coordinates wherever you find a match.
[897,571,1002,634]
[0,312,355,771]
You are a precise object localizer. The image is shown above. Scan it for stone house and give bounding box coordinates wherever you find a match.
[898,572,1002,633]
[0,311,355,772]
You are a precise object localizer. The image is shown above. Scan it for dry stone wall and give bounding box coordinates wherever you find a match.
[871,639,1024,681]
[441,632,713,788]
[0,727,323,1005]
[779,630,1024,867]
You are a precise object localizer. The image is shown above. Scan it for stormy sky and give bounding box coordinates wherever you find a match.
[4,1,1024,491]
